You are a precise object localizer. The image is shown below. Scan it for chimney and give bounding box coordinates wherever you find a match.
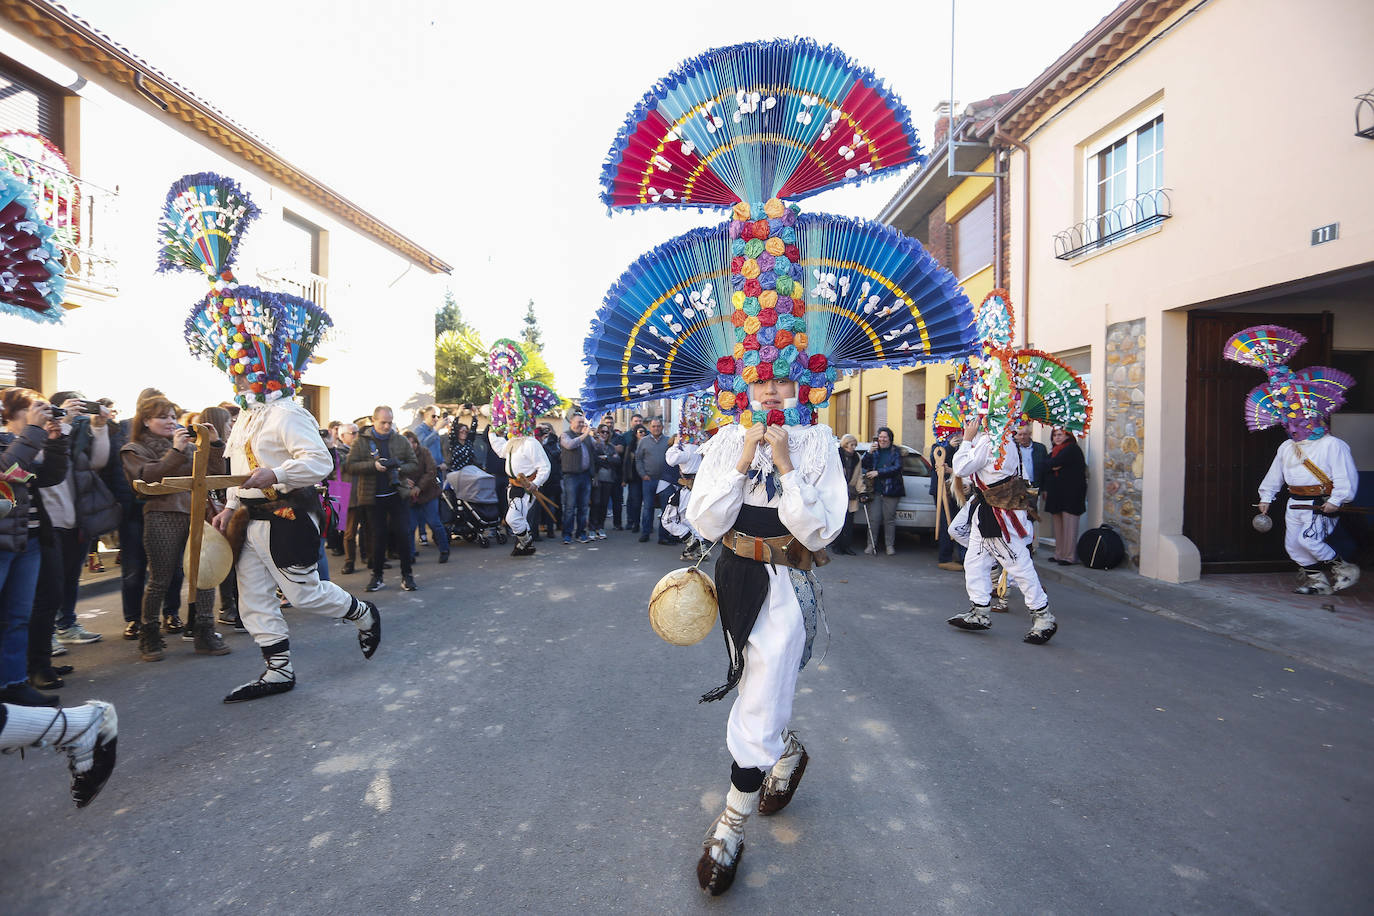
[932,99,959,148]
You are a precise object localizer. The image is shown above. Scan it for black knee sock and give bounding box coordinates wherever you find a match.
[730,762,765,793]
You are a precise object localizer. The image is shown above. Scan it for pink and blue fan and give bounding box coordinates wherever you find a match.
[601,39,923,210]
[1223,325,1306,371]
[581,215,977,415]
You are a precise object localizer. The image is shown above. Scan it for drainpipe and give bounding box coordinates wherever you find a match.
[991,123,1030,347]
[992,146,1004,290]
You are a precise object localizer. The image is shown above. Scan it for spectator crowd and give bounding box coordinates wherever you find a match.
[0,387,1086,711]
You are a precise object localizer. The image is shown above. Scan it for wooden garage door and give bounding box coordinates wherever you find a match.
[1184,311,1331,569]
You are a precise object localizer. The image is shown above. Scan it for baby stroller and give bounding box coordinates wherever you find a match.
[444,465,507,549]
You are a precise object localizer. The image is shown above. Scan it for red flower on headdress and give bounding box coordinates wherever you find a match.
[742,333,759,349]
[766,409,785,426]
[743,279,762,297]
[735,395,750,412]
[266,380,282,390]
[751,220,770,240]
[730,256,745,273]
[729,309,748,328]
[717,356,736,374]
[798,384,811,402]
[758,308,777,327]
[250,382,264,394]
[784,244,800,262]
[774,329,793,348]
[757,362,774,381]
[808,355,828,372]
[791,299,806,318]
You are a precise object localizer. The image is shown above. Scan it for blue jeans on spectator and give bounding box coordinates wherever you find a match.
[0,539,42,688]
[410,498,448,558]
[626,480,642,531]
[639,478,662,539]
[318,539,331,582]
[562,472,591,539]
[120,506,181,624]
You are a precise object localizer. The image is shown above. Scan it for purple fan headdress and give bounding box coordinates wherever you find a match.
[1222,324,1353,439]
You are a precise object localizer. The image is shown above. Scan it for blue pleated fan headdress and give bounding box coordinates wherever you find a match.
[584,38,978,425]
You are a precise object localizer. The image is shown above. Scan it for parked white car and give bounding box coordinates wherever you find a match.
[853,442,937,532]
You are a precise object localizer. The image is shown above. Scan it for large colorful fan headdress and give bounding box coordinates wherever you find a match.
[0,169,67,323]
[488,339,559,438]
[158,172,328,407]
[959,290,1092,467]
[585,39,978,426]
[600,39,922,211]
[1222,324,1353,439]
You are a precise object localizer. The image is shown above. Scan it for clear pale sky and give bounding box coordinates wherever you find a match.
[69,0,1121,395]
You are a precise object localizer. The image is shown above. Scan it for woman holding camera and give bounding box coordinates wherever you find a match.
[0,389,69,705]
[120,396,229,661]
[860,427,905,555]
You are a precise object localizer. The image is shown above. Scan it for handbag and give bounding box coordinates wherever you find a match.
[325,479,351,534]
[75,467,122,538]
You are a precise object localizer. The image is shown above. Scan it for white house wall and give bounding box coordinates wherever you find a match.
[0,26,443,422]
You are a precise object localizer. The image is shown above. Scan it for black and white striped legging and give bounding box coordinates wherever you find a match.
[142,510,216,627]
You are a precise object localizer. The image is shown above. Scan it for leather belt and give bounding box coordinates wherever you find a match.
[1289,484,1332,498]
[721,529,829,571]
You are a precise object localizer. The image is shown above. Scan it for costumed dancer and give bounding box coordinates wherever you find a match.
[485,340,556,558]
[0,699,117,807]
[585,39,979,895]
[946,291,1091,642]
[1223,325,1359,595]
[664,394,710,561]
[158,173,381,703]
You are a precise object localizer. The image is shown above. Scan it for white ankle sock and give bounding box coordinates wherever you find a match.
[0,702,103,753]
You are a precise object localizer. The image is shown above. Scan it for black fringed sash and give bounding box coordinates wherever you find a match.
[700,505,788,703]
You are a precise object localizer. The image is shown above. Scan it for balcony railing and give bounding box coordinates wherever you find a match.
[256,267,328,310]
[0,146,119,295]
[1054,188,1172,260]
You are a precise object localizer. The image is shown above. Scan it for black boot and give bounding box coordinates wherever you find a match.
[344,599,382,659]
[224,640,295,703]
[194,617,232,656]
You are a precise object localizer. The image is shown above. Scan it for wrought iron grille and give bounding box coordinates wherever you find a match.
[1054,188,1172,260]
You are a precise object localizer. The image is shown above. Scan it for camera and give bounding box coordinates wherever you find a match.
[49,406,67,420]
[379,458,400,470]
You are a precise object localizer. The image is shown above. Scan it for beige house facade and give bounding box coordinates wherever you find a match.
[977,0,1374,582]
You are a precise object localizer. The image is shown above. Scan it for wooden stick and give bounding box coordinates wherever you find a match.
[184,424,214,603]
[133,474,249,496]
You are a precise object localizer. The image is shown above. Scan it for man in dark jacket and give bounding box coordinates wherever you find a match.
[344,407,419,593]
[619,414,644,531]
[559,415,595,544]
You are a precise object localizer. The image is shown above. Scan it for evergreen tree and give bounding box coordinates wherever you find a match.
[435,288,469,338]
[435,328,493,404]
[520,299,543,352]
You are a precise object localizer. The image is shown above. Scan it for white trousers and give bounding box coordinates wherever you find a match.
[661,487,695,539]
[964,513,1048,611]
[727,567,805,771]
[506,493,533,535]
[238,518,354,648]
[1285,503,1336,565]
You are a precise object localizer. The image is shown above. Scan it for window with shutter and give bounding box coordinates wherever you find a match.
[952,192,994,281]
[0,61,63,142]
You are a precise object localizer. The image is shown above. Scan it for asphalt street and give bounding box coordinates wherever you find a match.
[3,529,1372,914]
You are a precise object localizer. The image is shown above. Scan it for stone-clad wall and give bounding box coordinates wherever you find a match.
[1103,319,1145,565]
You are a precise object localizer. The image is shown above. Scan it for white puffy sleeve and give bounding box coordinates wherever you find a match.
[489,432,510,460]
[1257,444,1285,503]
[271,407,334,490]
[665,443,686,466]
[952,434,991,479]
[778,444,848,551]
[527,439,551,488]
[686,429,747,541]
[1329,439,1359,507]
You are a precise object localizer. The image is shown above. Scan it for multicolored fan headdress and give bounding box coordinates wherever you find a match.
[932,363,977,440]
[488,339,559,438]
[184,288,331,407]
[158,172,328,407]
[1222,324,1353,440]
[959,290,1092,467]
[0,169,66,323]
[584,39,979,427]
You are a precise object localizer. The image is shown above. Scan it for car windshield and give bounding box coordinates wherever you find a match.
[902,452,931,477]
